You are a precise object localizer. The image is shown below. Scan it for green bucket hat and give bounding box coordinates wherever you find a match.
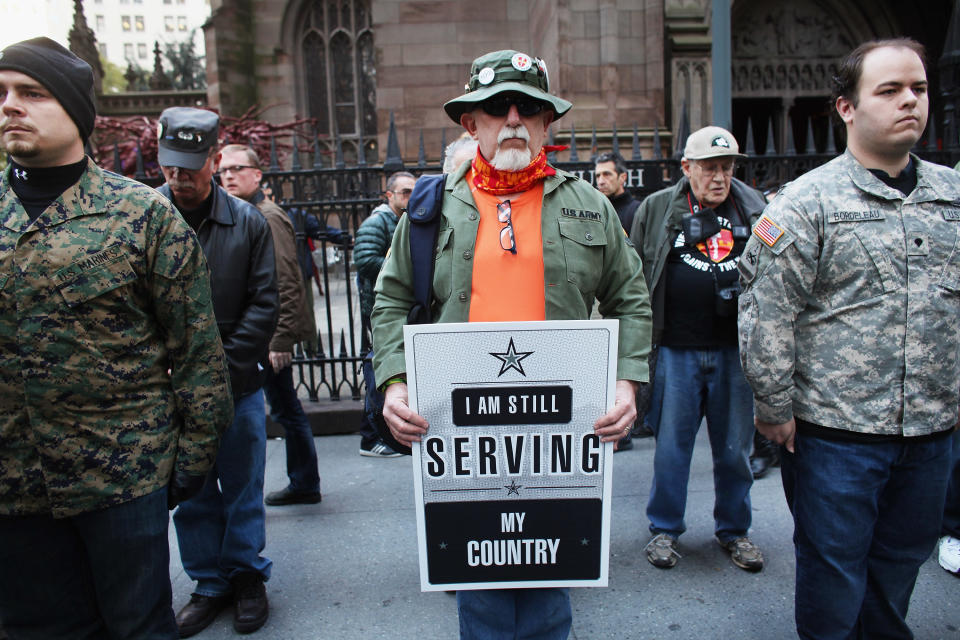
[443,50,573,124]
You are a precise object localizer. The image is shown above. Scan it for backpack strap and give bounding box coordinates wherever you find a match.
[406,173,446,325]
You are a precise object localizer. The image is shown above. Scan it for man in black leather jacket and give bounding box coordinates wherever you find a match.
[156,107,279,637]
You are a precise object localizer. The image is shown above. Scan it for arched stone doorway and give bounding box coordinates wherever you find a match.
[730,0,898,157]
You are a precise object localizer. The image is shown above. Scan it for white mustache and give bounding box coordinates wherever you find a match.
[498,125,530,145]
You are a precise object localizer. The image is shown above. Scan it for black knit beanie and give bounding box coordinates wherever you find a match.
[0,37,96,141]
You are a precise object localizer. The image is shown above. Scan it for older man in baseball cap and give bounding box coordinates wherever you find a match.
[628,126,768,573]
[156,106,279,637]
[373,49,651,639]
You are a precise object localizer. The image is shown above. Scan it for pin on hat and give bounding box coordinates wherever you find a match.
[157,107,220,170]
[683,126,747,160]
[443,50,572,124]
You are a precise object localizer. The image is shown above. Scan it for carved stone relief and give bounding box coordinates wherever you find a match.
[732,0,856,97]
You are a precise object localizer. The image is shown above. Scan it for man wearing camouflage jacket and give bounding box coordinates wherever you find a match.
[738,38,960,639]
[0,38,232,639]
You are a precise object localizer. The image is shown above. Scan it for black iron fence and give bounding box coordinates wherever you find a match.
[115,113,960,404]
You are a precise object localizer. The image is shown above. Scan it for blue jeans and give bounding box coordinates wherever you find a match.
[457,589,571,640]
[0,488,177,639]
[174,390,272,597]
[781,431,952,640]
[943,430,960,538]
[360,349,383,447]
[263,364,320,493]
[645,345,754,541]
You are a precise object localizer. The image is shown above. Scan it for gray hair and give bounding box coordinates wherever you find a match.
[443,137,479,174]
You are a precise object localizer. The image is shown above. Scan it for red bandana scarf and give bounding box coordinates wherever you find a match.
[471,149,556,195]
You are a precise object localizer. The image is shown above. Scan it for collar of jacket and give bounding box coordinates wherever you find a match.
[0,156,106,233]
[665,174,766,228]
[158,180,238,226]
[841,149,960,204]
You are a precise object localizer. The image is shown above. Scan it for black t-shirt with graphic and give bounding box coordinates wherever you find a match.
[661,196,746,348]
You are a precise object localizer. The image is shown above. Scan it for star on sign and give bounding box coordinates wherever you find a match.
[505,480,523,496]
[580,538,590,546]
[439,542,448,550]
[489,338,533,377]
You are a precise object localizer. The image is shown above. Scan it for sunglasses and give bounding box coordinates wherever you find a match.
[480,94,546,118]
[497,200,517,254]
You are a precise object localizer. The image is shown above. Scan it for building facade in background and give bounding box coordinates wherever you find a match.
[202,0,957,165]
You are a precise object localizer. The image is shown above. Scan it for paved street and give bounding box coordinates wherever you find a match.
[168,428,960,640]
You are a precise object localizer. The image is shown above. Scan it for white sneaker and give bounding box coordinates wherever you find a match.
[939,535,960,575]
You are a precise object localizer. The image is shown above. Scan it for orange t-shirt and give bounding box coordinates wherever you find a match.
[468,176,546,322]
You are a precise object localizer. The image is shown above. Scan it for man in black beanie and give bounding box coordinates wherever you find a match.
[0,38,233,639]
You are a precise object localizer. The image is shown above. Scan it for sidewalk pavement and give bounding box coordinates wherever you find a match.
[168,428,960,640]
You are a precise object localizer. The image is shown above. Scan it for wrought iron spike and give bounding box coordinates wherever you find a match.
[291,135,302,170]
[805,119,816,155]
[547,128,557,164]
[652,123,663,159]
[417,130,426,167]
[134,141,146,180]
[357,137,367,166]
[334,132,345,169]
[313,127,324,168]
[786,118,798,155]
[674,101,690,159]
[632,123,641,160]
[926,112,939,150]
[338,330,347,358]
[569,124,579,162]
[590,125,598,161]
[826,122,838,154]
[269,135,280,170]
[611,123,620,155]
[113,145,122,174]
[744,116,756,155]
[383,111,404,172]
[765,118,777,155]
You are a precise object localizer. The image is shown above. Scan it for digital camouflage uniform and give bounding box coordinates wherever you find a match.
[0,161,232,519]
[738,150,960,639]
[739,150,960,434]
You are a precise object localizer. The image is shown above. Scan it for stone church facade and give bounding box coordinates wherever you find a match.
[202,0,957,165]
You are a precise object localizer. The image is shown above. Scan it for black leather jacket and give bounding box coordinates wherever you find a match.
[158,181,278,397]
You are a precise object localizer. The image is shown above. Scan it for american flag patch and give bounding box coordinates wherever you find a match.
[754,215,784,247]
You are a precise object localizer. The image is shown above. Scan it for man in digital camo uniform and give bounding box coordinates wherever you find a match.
[373,49,651,640]
[738,38,960,638]
[0,38,232,639]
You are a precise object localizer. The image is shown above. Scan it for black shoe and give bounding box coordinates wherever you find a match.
[631,423,654,439]
[264,485,322,506]
[176,593,231,638]
[750,454,777,479]
[750,432,780,479]
[232,573,269,634]
[359,439,404,458]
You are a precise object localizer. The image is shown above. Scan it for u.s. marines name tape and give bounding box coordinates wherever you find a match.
[404,320,618,591]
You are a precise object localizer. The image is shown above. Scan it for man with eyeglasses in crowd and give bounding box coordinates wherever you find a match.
[156,108,279,637]
[372,49,651,639]
[219,143,323,504]
[354,170,415,458]
[629,126,767,573]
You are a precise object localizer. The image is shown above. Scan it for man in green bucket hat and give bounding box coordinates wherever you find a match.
[373,50,652,639]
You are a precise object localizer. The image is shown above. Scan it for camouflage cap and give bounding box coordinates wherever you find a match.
[683,126,747,160]
[157,107,220,170]
[443,50,572,124]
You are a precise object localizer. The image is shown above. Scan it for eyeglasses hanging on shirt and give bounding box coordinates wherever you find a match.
[497,200,517,254]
